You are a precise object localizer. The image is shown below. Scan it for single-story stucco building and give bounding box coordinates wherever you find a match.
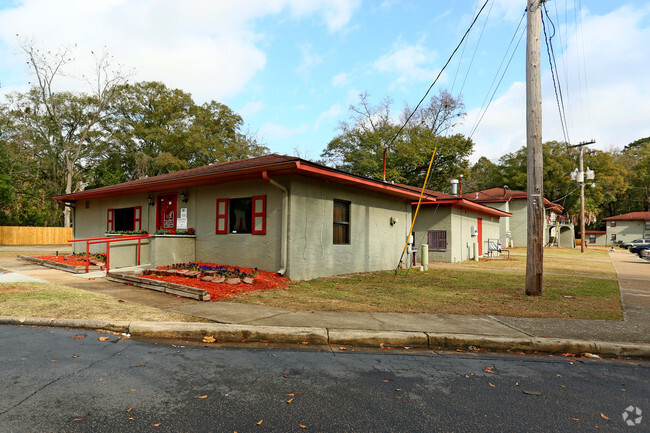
[463,187,574,248]
[580,230,607,246]
[602,211,650,245]
[396,185,512,262]
[54,154,436,281]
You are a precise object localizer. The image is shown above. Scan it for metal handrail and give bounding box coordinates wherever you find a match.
[68,234,152,274]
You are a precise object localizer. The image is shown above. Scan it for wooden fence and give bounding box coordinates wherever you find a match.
[0,226,73,245]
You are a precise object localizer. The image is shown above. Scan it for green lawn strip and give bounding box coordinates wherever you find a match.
[231,268,622,320]
[0,282,207,322]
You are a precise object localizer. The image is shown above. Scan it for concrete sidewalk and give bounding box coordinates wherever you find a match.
[1,248,648,356]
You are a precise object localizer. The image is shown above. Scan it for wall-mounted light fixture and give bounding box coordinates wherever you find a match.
[181,192,188,203]
[148,195,155,206]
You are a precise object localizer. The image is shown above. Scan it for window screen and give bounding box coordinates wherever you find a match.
[427,230,447,252]
[333,200,350,244]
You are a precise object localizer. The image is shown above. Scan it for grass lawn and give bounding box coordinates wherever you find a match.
[0,282,206,322]
[231,247,622,320]
[432,247,617,278]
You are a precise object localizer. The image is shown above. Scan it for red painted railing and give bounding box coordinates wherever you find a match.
[68,234,152,274]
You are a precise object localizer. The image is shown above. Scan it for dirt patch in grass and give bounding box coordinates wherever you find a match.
[232,267,622,320]
[0,282,208,322]
[0,284,32,295]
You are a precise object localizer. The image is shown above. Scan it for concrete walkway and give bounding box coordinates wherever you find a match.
[0,247,648,353]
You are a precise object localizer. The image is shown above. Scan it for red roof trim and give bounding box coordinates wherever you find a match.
[464,188,563,211]
[293,162,426,201]
[52,155,426,202]
[416,198,512,218]
[602,212,650,221]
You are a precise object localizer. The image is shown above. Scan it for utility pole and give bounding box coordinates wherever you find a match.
[525,0,543,296]
[569,140,596,252]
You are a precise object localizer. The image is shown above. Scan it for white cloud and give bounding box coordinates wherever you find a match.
[462,4,650,163]
[374,40,439,89]
[314,104,342,131]
[259,122,309,141]
[332,72,350,87]
[238,101,264,117]
[296,42,324,79]
[0,0,361,102]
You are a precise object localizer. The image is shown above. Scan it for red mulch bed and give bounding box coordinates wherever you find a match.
[139,263,289,301]
[34,255,100,267]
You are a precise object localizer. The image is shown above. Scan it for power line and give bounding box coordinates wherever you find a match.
[384,0,490,151]
[541,2,571,144]
[451,0,481,94]
[458,0,495,97]
[468,11,526,140]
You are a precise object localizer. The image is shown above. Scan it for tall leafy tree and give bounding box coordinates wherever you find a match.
[88,81,268,186]
[20,42,128,226]
[321,91,472,191]
[463,156,503,192]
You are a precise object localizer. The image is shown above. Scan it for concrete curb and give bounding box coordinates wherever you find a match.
[128,321,329,345]
[1,316,648,358]
[0,316,130,333]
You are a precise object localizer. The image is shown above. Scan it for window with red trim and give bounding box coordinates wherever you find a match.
[252,195,266,235]
[107,209,114,231]
[216,199,228,234]
[107,207,143,232]
[216,196,266,235]
[134,206,142,231]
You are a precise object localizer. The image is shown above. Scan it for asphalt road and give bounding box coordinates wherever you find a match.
[0,325,647,432]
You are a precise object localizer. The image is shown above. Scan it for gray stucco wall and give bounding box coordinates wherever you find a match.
[507,199,528,247]
[72,194,153,267]
[71,175,413,280]
[606,220,649,245]
[412,206,452,262]
[286,176,412,280]
[413,206,501,262]
[192,178,285,273]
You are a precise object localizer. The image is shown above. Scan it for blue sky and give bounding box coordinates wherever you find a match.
[1,0,649,163]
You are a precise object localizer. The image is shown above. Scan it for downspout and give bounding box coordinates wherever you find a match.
[262,171,288,276]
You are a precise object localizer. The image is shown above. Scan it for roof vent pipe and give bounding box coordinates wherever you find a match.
[450,179,459,196]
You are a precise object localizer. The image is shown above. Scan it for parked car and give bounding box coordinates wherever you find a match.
[632,244,650,256]
[621,238,650,250]
[640,248,650,261]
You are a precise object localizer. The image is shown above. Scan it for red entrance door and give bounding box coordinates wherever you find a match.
[477,218,483,256]
[157,193,178,231]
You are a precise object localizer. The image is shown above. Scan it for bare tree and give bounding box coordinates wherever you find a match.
[403,89,466,137]
[20,39,129,226]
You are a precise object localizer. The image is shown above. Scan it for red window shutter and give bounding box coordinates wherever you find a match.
[133,206,142,231]
[106,209,114,231]
[216,199,228,234]
[251,195,266,235]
